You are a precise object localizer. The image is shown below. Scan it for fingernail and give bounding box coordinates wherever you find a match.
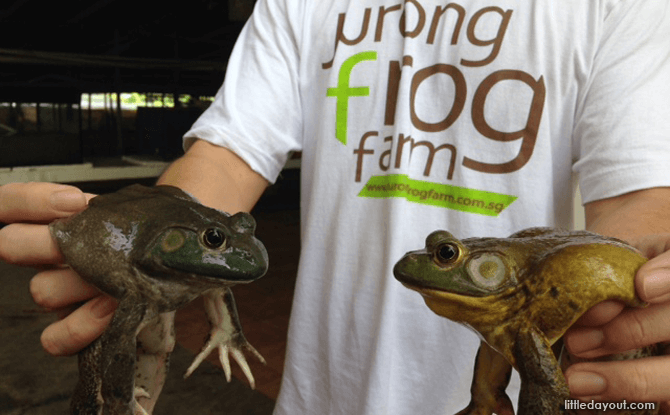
[50,190,86,212]
[90,296,117,319]
[567,329,604,354]
[567,371,607,396]
[642,271,670,301]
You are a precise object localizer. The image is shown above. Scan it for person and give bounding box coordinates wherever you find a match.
[2,0,670,413]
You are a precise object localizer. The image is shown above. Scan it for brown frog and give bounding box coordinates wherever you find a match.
[49,184,269,415]
[393,227,659,415]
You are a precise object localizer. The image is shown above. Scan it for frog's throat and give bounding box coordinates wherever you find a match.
[413,286,518,330]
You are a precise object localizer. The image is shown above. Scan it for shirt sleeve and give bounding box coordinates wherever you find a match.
[573,0,670,203]
[183,0,303,183]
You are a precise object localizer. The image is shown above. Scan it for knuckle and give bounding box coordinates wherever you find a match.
[619,365,652,400]
[63,317,88,349]
[608,311,648,351]
[39,303,101,356]
[627,312,650,346]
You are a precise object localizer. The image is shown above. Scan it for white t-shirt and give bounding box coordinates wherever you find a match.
[184,0,670,413]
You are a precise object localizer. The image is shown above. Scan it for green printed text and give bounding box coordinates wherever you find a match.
[358,175,517,216]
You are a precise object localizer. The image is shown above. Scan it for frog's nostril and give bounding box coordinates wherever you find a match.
[231,213,257,233]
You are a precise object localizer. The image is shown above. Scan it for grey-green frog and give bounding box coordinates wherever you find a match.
[393,227,659,415]
[48,184,269,415]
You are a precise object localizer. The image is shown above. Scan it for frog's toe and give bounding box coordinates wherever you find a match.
[187,289,265,387]
[134,401,150,415]
[184,324,265,389]
[134,386,150,400]
[455,402,514,415]
[184,340,216,379]
[133,386,151,415]
[229,341,266,389]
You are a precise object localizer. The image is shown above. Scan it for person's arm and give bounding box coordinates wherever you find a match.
[157,139,269,212]
[0,139,267,356]
[564,187,670,411]
[584,187,670,242]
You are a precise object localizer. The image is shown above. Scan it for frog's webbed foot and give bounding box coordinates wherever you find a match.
[456,342,515,415]
[184,289,265,388]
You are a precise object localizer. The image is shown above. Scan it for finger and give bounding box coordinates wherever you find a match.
[632,234,670,261]
[638,251,670,303]
[30,268,100,310]
[40,295,117,356]
[0,182,88,224]
[0,223,63,265]
[565,355,670,403]
[565,301,670,358]
[571,300,625,327]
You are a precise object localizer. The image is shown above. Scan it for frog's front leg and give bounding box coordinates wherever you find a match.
[456,341,514,415]
[513,328,569,415]
[184,288,265,388]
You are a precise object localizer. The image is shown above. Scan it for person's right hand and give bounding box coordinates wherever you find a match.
[0,182,117,355]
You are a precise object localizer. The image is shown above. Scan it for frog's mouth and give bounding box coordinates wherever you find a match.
[395,268,493,298]
[403,283,463,301]
[407,284,475,320]
[400,282,472,309]
[404,283,512,325]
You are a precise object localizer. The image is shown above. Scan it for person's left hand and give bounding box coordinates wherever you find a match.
[563,234,670,413]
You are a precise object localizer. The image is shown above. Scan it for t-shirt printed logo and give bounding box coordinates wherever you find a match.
[323,1,546,217]
[326,51,378,145]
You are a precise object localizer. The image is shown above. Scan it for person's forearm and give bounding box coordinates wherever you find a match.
[585,187,670,243]
[157,139,269,213]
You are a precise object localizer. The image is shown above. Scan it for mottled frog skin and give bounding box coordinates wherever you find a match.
[393,227,659,415]
[49,184,269,415]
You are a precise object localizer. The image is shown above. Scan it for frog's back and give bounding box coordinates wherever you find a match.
[50,184,226,251]
[513,230,647,342]
[48,184,238,297]
[518,230,646,301]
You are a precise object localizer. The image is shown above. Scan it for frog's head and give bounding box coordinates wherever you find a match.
[141,211,269,284]
[394,230,519,320]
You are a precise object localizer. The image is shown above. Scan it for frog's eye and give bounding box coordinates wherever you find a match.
[434,243,460,265]
[467,254,506,289]
[203,228,226,249]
